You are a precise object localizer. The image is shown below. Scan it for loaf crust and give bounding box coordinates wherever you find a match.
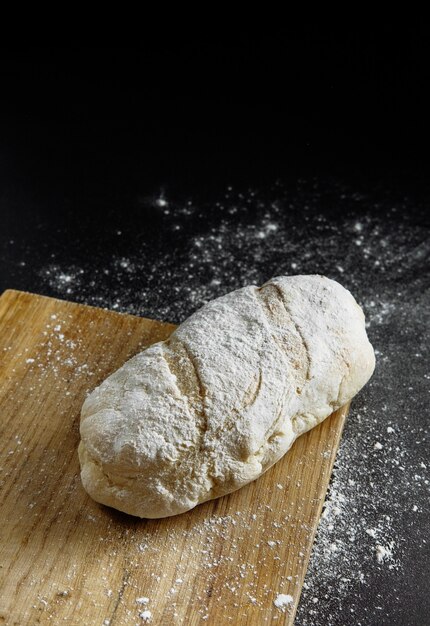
[78,275,375,518]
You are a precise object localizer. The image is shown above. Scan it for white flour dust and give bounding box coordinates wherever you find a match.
[34,179,429,625]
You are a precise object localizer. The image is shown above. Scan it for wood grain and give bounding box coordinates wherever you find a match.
[0,289,349,626]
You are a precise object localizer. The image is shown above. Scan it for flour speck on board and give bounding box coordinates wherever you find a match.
[274,593,294,610]
[33,178,429,625]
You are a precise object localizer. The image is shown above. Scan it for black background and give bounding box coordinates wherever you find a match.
[2,32,430,297]
[1,31,429,626]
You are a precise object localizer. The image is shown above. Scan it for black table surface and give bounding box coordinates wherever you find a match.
[1,43,429,626]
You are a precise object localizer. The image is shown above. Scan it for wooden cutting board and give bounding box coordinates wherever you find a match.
[0,290,349,626]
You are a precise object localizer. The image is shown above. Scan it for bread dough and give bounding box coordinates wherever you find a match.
[78,275,375,518]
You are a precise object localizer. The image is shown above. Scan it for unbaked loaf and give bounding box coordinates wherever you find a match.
[78,275,375,518]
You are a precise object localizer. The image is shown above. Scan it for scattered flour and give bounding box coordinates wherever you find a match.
[274,593,294,610]
[16,178,427,625]
[375,543,394,563]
